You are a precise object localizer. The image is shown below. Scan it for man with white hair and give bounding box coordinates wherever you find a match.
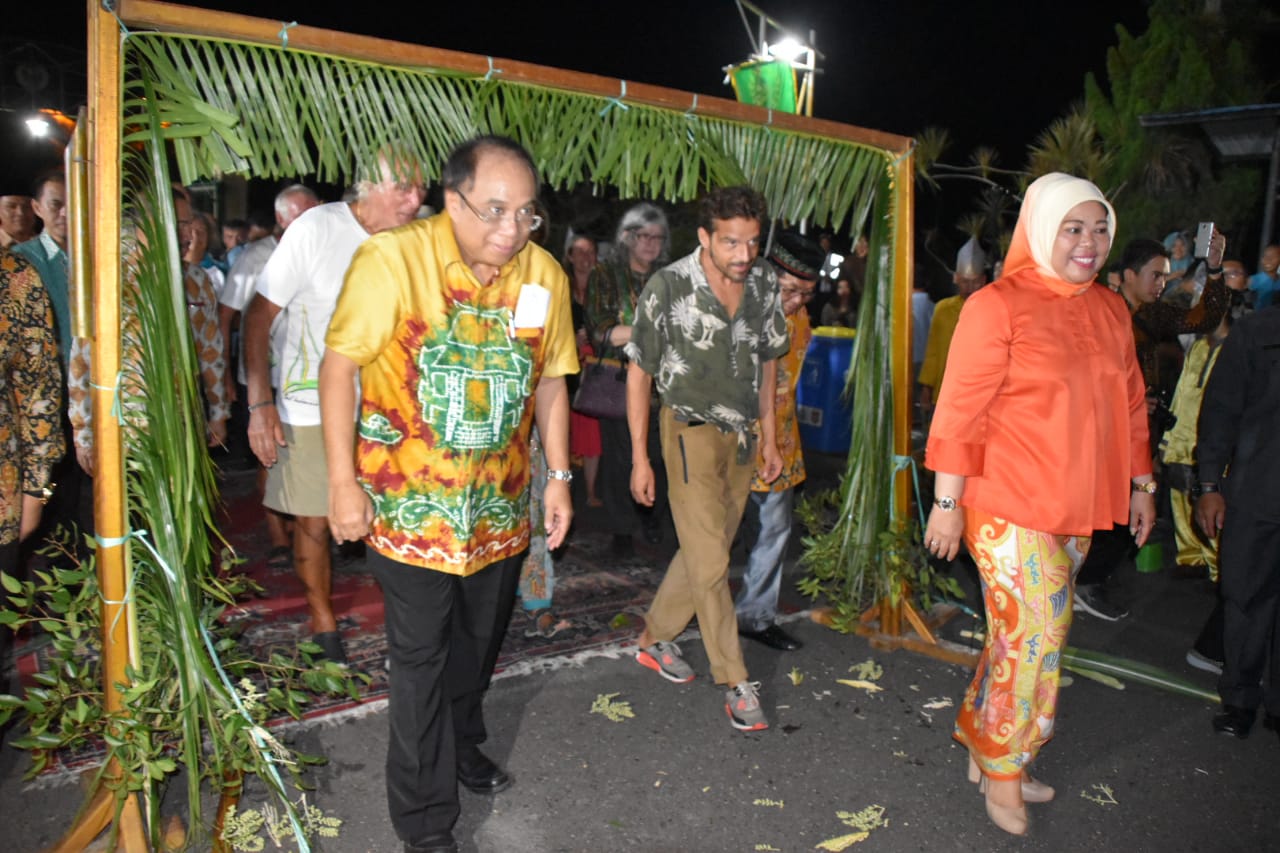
[918,236,989,421]
[244,162,423,664]
[218,184,321,546]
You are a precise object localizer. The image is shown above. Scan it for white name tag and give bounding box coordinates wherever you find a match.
[513,283,550,331]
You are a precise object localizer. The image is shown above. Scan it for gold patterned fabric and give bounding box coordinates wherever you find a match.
[0,250,64,545]
[751,308,809,492]
[954,508,1088,779]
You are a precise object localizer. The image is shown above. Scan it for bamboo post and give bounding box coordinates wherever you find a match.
[48,3,149,851]
[847,148,976,667]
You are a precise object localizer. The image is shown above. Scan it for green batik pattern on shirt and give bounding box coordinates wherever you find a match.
[417,303,532,451]
[368,484,528,541]
[362,302,535,542]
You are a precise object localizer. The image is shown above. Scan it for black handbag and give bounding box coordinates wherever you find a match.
[572,356,628,419]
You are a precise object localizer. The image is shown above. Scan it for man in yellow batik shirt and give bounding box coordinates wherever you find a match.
[735,230,824,652]
[319,137,577,853]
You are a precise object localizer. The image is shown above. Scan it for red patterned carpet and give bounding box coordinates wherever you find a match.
[12,463,677,778]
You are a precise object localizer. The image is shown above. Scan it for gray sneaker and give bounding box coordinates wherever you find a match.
[1186,649,1224,675]
[725,681,769,731]
[1073,584,1129,621]
[635,641,695,683]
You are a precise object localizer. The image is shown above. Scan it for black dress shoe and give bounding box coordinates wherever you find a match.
[404,832,457,853]
[404,829,460,850]
[738,624,802,651]
[1212,704,1256,739]
[1263,714,1280,744]
[457,745,512,794]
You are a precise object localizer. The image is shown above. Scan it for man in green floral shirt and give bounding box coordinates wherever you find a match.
[625,186,789,732]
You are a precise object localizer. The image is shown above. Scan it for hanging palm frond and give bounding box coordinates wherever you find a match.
[122,32,887,233]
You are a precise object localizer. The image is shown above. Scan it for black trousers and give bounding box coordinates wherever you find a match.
[371,548,523,844]
[598,407,667,536]
[1217,507,1280,712]
[1074,523,1133,586]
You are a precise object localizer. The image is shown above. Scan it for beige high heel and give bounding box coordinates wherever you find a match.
[968,755,1055,803]
[984,787,1029,836]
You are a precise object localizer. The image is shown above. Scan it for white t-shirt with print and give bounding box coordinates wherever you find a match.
[256,202,368,426]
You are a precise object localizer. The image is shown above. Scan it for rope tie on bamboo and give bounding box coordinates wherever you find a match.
[278,20,297,49]
[890,138,917,168]
[890,453,927,531]
[93,529,152,640]
[101,0,132,38]
[483,56,504,81]
[90,372,123,421]
[684,94,699,118]
[599,81,630,116]
[92,525,311,851]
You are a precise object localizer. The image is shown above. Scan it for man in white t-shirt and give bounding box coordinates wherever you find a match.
[219,185,320,555]
[244,160,424,663]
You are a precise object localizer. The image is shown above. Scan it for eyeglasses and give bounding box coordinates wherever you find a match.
[1224,270,1245,278]
[455,189,543,231]
[780,285,815,301]
[632,230,665,245]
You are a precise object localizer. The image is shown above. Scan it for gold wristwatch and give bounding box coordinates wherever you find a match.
[1132,480,1157,495]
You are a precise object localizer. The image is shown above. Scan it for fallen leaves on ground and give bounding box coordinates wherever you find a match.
[1081,783,1119,806]
[788,667,805,686]
[922,697,953,709]
[816,805,888,850]
[837,679,883,694]
[753,798,784,809]
[590,693,635,722]
[848,659,884,681]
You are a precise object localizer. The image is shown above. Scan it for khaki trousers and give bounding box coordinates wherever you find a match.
[645,407,755,686]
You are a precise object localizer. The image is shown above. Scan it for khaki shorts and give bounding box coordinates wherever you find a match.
[263,424,329,518]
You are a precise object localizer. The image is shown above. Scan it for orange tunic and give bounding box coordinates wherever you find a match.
[925,270,1151,535]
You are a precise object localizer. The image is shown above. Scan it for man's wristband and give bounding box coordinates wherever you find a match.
[1205,265,1223,277]
[247,400,275,413]
[23,484,55,505]
[1199,482,1220,494]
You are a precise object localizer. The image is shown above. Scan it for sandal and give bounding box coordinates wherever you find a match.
[265,545,291,570]
[524,608,567,639]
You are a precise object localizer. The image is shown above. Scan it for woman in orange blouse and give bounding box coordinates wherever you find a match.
[923,173,1156,835]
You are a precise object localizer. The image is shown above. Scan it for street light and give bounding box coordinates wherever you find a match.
[26,116,51,138]
[725,0,821,117]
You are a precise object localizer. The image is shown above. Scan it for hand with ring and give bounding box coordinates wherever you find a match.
[922,504,965,561]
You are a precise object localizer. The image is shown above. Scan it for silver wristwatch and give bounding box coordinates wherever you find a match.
[547,469,574,484]
[934,496,957,511]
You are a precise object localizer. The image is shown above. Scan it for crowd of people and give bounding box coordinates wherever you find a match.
[3,145,1279,848]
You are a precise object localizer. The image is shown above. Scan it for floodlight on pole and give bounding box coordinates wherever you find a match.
[767,37,806,63]
[728,1,822,117]
[27,117,51,138]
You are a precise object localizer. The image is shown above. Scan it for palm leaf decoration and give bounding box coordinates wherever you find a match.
[122,33,889,232]
[1,15,916,848]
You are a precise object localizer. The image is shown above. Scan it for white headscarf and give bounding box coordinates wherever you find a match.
[1005,172,1116,297]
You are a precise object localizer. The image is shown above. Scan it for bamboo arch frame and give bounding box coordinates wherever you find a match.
[71,0,915,847]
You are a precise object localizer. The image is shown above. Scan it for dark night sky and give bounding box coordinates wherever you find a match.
[7,0,1154,166]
